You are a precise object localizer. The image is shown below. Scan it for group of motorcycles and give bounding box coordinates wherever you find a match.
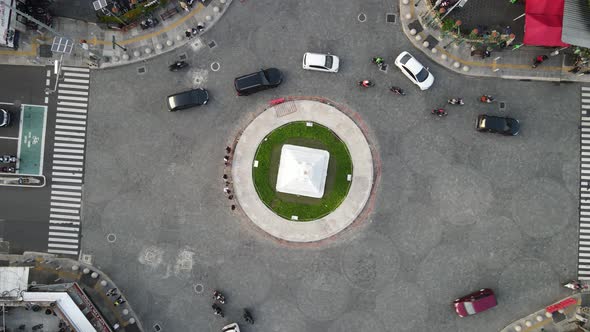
[211,290,254,325]
[17,0,53,29]
[0,155,18,173]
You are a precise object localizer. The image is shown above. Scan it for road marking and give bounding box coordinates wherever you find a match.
[58,95,88,102]
[47,249,79,255]
[51,196,81,202]
[54,143,84,149]
[48,243,78,249]
[50,202,81,208]
[48,237,79,243]
[50,214,80,220]
[49,231,79,237]
[51,190,82,196]
[49,220,81,225]
[52,172,83,177]
[57,101,87,108]
[56,119,86,126]
[55,125,86,131]
[58,90,89,96]
[63,78,89,84]
[57,107,87,114]
[53,154,83,160]
[63,72,90,78]
[55,136,85,143]
[62,66,90,72]
[51,177,82,183]
[0,136,18,140]
[49,226,80,232]
[51,184,82,190]
[55,131,85,137]
[57,113,87,120]
[59,83,89,90]
[54,148,84,154]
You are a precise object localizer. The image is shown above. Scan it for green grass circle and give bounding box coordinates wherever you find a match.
[252,121,353,221]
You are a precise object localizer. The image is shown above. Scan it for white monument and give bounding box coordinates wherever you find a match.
[275,144,330,199]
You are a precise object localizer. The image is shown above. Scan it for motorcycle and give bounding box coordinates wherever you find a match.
[564,280,589,290]
[390,86,406,96]
[169,61,189,72]
[431,109,448,117]
[448,98,464,105]
[212,304,224,317]
[371,57,385,69]
[140,17,159,30]
[0,155,17,163]
[480,95,495,103]
[213,290,225,304]
[358,80,374,88]
[243,309,254,324]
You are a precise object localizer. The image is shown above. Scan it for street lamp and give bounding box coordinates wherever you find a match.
[112,35,127,52]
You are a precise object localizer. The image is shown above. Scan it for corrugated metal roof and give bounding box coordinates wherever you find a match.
[562,0,590,47]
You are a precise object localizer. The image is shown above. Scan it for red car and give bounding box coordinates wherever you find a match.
[453,288,497,317]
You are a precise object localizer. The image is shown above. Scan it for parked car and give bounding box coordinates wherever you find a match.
[166,88,209,112]
[234,68,283,96]
[476,114,520,136]
[302,52,340,73]
[453,288,497,317]
[0,109,11,127]
[394,51,434,90]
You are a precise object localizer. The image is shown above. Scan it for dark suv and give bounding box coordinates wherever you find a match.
[166,88,209,112]
[234,68,283,96]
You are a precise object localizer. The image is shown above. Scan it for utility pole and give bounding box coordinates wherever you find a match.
[112,35,127,52]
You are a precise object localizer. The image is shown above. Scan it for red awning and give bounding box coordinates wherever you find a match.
[523,0,569,47]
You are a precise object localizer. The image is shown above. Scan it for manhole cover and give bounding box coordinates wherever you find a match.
[499,101,506,111]
[379,63,388,72]
[137,66,146,75]
[386,13,396,23]
[80,254,92,264]
[358,13,366,22]
[208,40,217,49]
[106,233,116,243]
[39,45,53,58]
[210,62,220,71]
[178,53,187,60]
[193,284,204,294]
[153,323,162,331]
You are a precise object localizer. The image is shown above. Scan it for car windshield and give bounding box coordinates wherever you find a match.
[400,54,412,64]
[464,301,476,315]
[325,55,333,69]
[416,68,429,82]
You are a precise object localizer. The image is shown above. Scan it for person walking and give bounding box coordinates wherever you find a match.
[532,55,548,68]
[106,288,118,296]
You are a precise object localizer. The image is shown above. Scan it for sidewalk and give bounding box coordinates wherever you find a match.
[0,0,232,68]
[399,0,589,82]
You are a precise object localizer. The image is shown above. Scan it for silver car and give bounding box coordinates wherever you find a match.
[0,109,11,127]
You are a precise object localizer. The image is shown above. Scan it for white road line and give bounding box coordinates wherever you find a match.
[57,101,87,108]
[49,226,80,232]
[44,96,48,104]
[53,160,83,166]
[51,190,82,197]
[57,107,87,114]
[581,252,590,257]
[47,249,79,255]
[53,148,84,154]
[57,113,87,120]
[55,125,86,131]
[49,220,80,226]
[46,69,51,77]
[52,172,83,177]
[63,72,90,78]
[58,95,88,102]
[50,214,80,220]
[48,243,78,249]
[54,143,84,149]
[53,154,84,160]
[52,177,83,183]
[49,232,79,237]
[51,196,82,202]
[581,87,590,91]
[64,78,89,84]
[55,136,85,143]
[55,131,86,137]
[59,83,89,90]
[50,201,81,208]
[48,237,79,244]
[56,119,86,125]
[51,184,82,190]
[50,208,79,214]
[62,66,90,73]
[0,136,18,140]
[58,89,89,96]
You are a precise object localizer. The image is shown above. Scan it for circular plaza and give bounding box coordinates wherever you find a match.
[232,99,374,242]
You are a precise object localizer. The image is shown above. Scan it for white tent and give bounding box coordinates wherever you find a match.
[275,144,330,198]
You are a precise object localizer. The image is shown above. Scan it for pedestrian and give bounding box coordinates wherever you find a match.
[80,39,89,51]
[114,296,126,306]
[185,29,192,39]
[196,23,204,32]
[228,195,233,200]
[532,55,548,68]
[569,66,582,74]
[224,156,229,162]
[226,146,231,154]
[483,50,491,58]
[106,288,118,296]
[179,0,189,11]
[192,28,198,36]
[223,187,231,194]
[223,174,228,180]
[231,205,236,211]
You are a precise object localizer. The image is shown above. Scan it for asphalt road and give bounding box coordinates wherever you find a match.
[0,65,52,254]
[81,0,579,331]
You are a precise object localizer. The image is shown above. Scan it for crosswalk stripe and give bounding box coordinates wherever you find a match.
[53,160,83,166]
[58,89,89,96]
[57,107,87,114]
[55,136,85,143]
[53,148,84,154]
[50,208,79,214]
[52,177,83,183]
[50,214,80,220]
[49,231,79,237]
[59,83,89,90]
[63,78,89,84]
[54,143,84,149]
[51,190,81,196]
[51,196,81,202]
[55,131,85,137]
[580,252,590,257]
[62,66,90,73]
[55,125,86,131]
[58,95,88,102]
[49,220,80,226]
[56,119,86,125]
[53,165,83,171]
[52,172,83,177]
[57,101,87,107]
[63,72,90,78]
[48,243,78,249]
[57,113,87,120]
[51,184,82,190]
[50,201,81,208]
[48,237,79,243]
[47,249,79,255]
[49,226,80,232]
[53,154,83,160]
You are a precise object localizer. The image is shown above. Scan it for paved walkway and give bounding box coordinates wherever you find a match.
[0,0,231,68]
[399,0,589,82]
[232,99,374,242]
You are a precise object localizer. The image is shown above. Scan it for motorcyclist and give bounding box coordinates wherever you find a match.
[360,80,372,87]
[372,57,384,65]
[480,95,494,103]
[390,86,404,95]
[432,109,447,116]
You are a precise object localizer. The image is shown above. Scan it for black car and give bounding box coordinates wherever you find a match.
[0,109,11,127]
[476,114,520,136]
[234,68,283,96]
[167,88,209,112]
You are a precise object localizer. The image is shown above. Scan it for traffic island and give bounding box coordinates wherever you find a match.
[232,99,374,243]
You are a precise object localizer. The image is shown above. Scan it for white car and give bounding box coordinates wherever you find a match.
[302,52,340,73]
[394,51,434,90]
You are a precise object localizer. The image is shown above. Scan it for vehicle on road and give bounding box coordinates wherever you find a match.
[0,109,11,127]
[453,288,497,317]
[302,52,340,73]
[222,323,240,332]
[166,88,209,112]
[394,51,434,90]
[234,68,283,96]
[476,114,520,136]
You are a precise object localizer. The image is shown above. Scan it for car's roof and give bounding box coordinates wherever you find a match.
[305,52,327,64]
[403,56,424,74]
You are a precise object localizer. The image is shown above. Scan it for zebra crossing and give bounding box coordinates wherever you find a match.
[47,66,90,257]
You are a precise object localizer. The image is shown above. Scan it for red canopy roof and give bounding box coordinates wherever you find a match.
[523,0,569,47]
